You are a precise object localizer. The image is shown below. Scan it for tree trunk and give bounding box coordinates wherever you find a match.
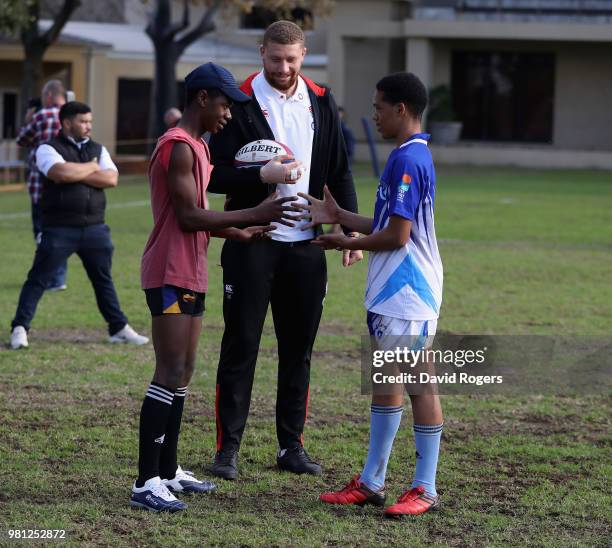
[146,0,221,149]
[148,41,180,149]
[18,0,81,122]
[19,0,44,122]
[20,45,45,121]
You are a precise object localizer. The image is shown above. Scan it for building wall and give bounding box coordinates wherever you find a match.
[0,43,88,100]
[327,0,612,166]
[336,35,612,154]
[430,40,612,151]
[554,44,612,150]
[0,43,89,146]
[340,38,396,130]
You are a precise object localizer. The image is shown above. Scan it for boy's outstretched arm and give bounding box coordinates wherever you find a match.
[167,142,298,232]
[312,215,411,253]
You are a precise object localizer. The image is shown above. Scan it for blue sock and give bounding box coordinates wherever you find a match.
[411,423,443,496]
[360,405,403,491]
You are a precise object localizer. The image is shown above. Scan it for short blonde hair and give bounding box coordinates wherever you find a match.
[263,20,305,46]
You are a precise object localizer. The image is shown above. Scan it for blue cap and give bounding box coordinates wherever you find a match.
[185,62,250,103]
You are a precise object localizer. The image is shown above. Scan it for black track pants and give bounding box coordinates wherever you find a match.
[215,239,327,451]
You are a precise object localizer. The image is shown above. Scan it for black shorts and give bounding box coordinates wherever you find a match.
[144,285,205,317]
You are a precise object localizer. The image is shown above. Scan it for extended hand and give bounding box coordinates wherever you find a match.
[311,232,353,250]
[293,185,340,230]
[260,155,303,184]
[342,248,363,267]
[235,225,277,242]
[253,191,300,226]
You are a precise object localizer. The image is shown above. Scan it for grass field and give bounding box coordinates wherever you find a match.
[1,164,611,546]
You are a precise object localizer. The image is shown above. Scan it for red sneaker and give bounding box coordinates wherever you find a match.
[384,486,440,517]
[320,475,386,507]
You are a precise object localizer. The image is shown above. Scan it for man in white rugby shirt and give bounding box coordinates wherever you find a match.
[207,20,361,479]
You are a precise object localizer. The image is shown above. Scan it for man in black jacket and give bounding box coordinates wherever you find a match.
[9,101,148,349]
[208,21,362,479]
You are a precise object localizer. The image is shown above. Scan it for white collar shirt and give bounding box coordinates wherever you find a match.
[36,134,118,177]
[252,71,315,241]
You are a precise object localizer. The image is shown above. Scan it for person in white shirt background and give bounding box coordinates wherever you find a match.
[9,101,148,350]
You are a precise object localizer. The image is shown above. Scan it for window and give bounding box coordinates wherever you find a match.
[451,51,555,143]
[241,7,314,30]
[1,91,18,138]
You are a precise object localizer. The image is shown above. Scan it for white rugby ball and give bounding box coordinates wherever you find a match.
[234,139,293,168]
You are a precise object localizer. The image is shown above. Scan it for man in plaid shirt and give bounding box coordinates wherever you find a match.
[16,79,68,291]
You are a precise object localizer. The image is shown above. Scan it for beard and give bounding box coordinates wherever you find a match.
[263,69,298,92]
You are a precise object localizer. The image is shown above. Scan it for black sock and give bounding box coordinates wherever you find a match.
[136,382,175,487]
[159,386,187,480]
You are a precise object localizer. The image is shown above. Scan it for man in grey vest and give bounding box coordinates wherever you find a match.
[10,101,148,349]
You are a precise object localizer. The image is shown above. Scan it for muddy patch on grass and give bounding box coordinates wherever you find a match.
[206,484,326,520]
[2,385,135,429]
[443,407,609,442]
[3,380,222,431]
[516,411,610,440]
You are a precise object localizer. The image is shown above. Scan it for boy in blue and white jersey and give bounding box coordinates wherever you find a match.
[365,134,442,321]
[295,72,444,516]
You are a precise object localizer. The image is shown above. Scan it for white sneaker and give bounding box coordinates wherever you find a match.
[162,465,216,494]
[10,326,28,349]
[108,324,149,345]
[130,476,187,512]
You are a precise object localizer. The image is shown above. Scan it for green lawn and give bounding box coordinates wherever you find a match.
[0,165,610,546]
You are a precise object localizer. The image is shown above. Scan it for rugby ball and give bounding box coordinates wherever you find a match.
[234,139,293,168]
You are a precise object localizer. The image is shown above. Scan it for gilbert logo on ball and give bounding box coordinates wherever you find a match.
[234,139,294,168]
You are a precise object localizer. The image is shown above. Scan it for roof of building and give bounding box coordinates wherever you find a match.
[37,20,327,67]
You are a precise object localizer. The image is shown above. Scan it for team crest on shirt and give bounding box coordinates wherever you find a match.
[398,173,411,200]
[400,173,411,191]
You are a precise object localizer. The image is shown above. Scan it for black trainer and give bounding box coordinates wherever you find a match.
[277,446,322,476]
[211,450,238,480]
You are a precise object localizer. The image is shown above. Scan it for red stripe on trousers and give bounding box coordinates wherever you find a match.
[215,383,222,451]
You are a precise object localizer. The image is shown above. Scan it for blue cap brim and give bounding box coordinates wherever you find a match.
[223,86,250,103]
